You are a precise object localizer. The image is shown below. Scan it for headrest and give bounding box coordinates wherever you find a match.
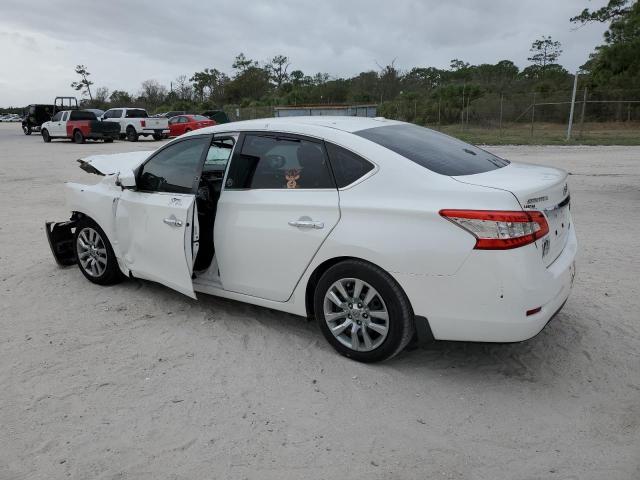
[297,144,325,167]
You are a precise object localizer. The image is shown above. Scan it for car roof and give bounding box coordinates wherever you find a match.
[195,116,403,136]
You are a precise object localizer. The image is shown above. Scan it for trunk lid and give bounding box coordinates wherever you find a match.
[454,162,571,266]
[78,151,153,176]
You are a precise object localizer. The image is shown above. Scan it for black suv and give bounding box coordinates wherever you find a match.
[22,104,56,135]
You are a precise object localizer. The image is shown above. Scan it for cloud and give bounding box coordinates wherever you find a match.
[0,0,609,106]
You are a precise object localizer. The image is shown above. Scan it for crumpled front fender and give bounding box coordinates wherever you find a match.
[45,220,78,266]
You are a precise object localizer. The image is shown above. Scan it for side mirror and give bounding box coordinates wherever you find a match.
[116,169,136,188]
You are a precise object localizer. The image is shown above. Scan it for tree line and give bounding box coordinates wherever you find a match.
[67,0,639,124]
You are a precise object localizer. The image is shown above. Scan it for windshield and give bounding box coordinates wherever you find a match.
[354,123,509,176]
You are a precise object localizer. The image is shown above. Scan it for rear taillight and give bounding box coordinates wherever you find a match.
[140,120,146,127]
[439,210,549,250]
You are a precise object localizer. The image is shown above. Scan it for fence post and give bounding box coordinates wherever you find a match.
[499,93,504,137]
[437,96,441,130]
[566,72,579,141]
[579,87,588,138]
[530,92,536,138]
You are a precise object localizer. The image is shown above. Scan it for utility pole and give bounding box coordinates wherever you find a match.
[579,87,588,138]
[499,93,504,137]
[566,71,579,141]
[530,92,536,138]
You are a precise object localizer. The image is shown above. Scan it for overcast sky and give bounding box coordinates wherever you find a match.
[0,0,609,106]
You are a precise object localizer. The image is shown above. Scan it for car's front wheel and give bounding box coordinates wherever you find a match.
[42,129,51,143]
[314,260,415,362]
[74,218,123,285]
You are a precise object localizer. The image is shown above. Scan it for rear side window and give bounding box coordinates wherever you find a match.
[325,143,374,187]
[354,124,509,176]
[226,134,334,189]
[126,109,148,118]
[70,110,96,121]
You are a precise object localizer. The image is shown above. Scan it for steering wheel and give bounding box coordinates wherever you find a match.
[265,154,286,170]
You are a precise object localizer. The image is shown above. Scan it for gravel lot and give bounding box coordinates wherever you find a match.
[1,123,639,480]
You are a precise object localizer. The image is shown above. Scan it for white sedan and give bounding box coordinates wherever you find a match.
[46,117,577,362]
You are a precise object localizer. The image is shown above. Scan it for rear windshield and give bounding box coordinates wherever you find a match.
[192,115,209,121]
[70,110,96,121]
[125,109,148,118]
[354,124,509,176]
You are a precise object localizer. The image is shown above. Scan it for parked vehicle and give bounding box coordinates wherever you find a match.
[162,111,186,118]
[41,110,120,143]
[168,114,215,137]
[21,97,78,135]
[45,117,576,362]
[84,108,104,118]
[22,104,55,134]
[201,110,229,124]
[0,114,20,122]
[101,108,170,141]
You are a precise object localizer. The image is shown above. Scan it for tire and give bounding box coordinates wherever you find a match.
[126,126,138,142]
[23,125,32,135]
[104,138,114,143]
[42,129,51,143]
[314,259,415,363]
[152,134,163,141]
[74,218,123,285]
[73,130,85,144]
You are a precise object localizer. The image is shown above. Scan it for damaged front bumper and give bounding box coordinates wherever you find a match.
[45,220,78,266]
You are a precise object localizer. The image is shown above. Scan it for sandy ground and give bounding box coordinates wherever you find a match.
[0,122,639,480]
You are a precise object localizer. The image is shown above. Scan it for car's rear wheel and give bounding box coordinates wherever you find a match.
[152,134,163,140]
[74,218,123,285]
[314,259,414,362]
[126,127,138,142]
[42,129,51,143]
[73,130,85,144]
[23,125,32,135]
[104,138,114,143]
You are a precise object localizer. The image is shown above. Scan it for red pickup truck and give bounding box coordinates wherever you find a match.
[41,110,120,143]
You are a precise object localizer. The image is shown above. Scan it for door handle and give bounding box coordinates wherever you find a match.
[163,215,183,227]
[288,220,324,229]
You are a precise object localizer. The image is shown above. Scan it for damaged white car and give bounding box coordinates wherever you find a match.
[46,117,577,362]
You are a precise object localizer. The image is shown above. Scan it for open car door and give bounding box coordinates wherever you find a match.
[115,190,197,298]
[112,135,213,298]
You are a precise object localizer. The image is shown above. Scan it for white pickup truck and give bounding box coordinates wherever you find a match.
[101,108,169,141]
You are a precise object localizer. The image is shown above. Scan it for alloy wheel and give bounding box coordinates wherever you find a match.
[323,278,389,352]
[76,227,107,277]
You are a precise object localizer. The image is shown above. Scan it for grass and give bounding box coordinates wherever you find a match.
[433,122,640,145]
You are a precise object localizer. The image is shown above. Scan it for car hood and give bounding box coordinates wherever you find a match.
[77,151,153,176]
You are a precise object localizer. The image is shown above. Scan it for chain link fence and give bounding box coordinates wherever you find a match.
[223,88,640,144]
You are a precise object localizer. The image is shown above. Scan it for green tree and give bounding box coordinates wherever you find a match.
[572,0,640,89]
[70,64,94,100]
[527,36,562,78]
[109,90,132,105]
[268,55,290,89]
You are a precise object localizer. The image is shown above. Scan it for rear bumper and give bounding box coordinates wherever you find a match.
[87,131,119,140]
[397,226,577,343]
[142,128,169,135]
